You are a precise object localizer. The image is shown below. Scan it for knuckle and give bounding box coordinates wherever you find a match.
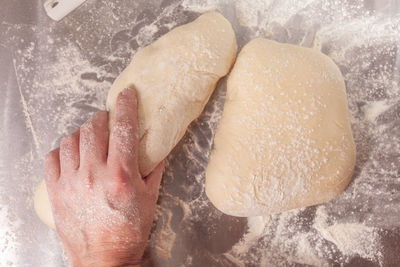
[112,121,137,145]
[113,119,135,130]
[111,121,137,156]
[80,170,95,190]
[109,177,128,196]
[82,113,108,134]
[108,168,131,195]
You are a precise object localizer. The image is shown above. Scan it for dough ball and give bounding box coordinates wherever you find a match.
[206,38,356,217]
[35,12,237,228]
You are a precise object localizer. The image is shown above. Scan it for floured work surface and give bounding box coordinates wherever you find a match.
[0,0,399,266]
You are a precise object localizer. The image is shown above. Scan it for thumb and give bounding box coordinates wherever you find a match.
[144,160,166,198]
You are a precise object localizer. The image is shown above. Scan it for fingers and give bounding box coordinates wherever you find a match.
[45,148,61,190]
[144,160,165,199]
[79,111,109,168]
[60,129,80,171]
[108,88,139,173]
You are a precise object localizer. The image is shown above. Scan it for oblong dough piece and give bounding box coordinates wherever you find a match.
[206,38,356,217]
[107,11,237,176]
[35,12,237,228]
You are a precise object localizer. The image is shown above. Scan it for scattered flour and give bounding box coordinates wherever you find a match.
[1,0,399,266]
[364,100,393,123]
[153,207,177,259]
[313,206,382,263]
[0,205,22,266]
[226,206,382,266]
[229,216,270,255]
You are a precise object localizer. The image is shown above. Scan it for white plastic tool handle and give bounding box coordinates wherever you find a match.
[44,0,88,21]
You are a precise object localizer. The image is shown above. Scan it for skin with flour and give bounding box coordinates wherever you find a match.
[206,38,356,217]
[34,11,237,229]
[44,89,165,266]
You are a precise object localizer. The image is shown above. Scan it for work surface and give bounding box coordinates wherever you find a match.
[1,0,399,266]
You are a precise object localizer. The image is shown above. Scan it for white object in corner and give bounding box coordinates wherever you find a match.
[44,0,88,21]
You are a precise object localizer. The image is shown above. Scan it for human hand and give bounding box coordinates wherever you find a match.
[45,88,165,267]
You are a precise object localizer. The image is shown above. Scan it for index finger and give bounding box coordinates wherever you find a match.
[108,88,140,174]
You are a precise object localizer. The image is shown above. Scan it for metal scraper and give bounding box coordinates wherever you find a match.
[44,0,88,21]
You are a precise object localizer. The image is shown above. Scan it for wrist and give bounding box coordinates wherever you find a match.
[63,229,146,267]
[68,248,142,267]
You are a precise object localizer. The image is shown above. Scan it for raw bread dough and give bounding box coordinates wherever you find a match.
[34,180,56,229]
[34,12,237,228]
[107,11,237,176]
[206,38,356,217]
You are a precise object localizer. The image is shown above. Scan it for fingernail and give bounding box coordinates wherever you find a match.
[119,88,138,105]
[121,88,134,96]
